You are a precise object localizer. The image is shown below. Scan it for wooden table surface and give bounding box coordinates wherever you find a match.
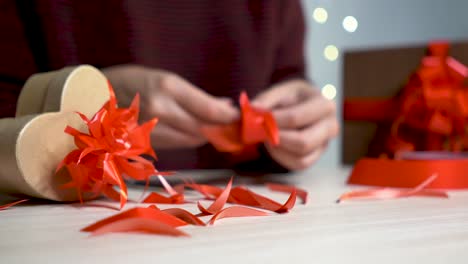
[1,166,467,264]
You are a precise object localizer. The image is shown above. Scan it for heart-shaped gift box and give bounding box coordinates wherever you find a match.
[0,65,110,201]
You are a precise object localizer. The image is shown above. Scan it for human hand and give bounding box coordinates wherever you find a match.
[103,65,239,149]
[252,79,339,170]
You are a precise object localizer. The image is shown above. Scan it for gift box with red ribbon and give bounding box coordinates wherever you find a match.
[343,41,468,163]
[342,41,468,190]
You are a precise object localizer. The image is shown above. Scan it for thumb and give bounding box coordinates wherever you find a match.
[252,81,299,110]
[168,76,239,124]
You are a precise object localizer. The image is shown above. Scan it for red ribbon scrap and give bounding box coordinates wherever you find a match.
[343,41,468,193]
[0,199,28,210]
[338,174,448,202]
[201,91,279,153]
[58,83,169,209]
[82,178,307,237]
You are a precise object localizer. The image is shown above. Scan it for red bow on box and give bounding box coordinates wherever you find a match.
[58,83,164,208]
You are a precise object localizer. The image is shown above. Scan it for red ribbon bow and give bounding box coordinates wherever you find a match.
[58,83,162,208]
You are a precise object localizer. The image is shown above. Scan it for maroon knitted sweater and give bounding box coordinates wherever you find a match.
[0,0,306,171]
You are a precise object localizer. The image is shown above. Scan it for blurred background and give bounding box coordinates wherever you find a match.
[303,0,468,167]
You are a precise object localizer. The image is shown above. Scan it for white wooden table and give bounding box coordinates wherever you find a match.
[1,166,467,264]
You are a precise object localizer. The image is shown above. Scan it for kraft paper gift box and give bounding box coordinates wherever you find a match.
[0,65,110,201]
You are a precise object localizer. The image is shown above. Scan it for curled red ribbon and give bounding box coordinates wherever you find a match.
[0,199,28,210]
[81,179,305,237]
[58,83,165,208]
[339,174,448,202]
[201,91,279,153]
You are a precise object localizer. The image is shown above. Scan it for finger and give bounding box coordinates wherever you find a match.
[273,95,336,129]
[251,80,310,109]
[151,124,206,149]
[146,98,204,137]
[266,143,324,171]
[218,97,234,105]
[278,117,339,156]
[161,75,239,124]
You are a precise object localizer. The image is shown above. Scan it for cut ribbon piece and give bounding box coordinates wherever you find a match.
[162,208,206,226]
[88,217,188,237]
[82,206,190,236]
[229,186,297,213]
[142,192,184,204]
[266,183,308,204]
[58,83,169,208]
[201,91,279,153]
[0,199,28,210]
[207,206,269,225]
[186,181,301,213]
[338,174,448,202]
[197,177,233,215]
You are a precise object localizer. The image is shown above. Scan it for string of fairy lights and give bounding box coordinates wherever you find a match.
[312,7,358,100]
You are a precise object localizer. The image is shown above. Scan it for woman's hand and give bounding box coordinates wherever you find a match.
[103,65,239,149]
[252,79,339,170]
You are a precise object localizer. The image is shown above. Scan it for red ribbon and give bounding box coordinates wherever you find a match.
[201,91,279,153]
[58,83,166,208]
[340,174,448,202]
[347,155,468,189]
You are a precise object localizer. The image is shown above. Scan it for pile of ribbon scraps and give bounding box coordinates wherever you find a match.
[82,177,308,237]
[337,174,448,203]
[341,41,468,198]
[201,91,279,153]
[57,83,170,209]
[344,41,468,157]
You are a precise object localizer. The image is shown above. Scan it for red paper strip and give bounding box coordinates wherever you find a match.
[89,217,188,237]
[162,208,206,226]
[0,199,28,210]
[201,91,279,153]
[338,175,448,202]
[229,186,297,213]
[207,206,268,225]
[82,206,187,233]
[266,183,308,204]
[197,177,233,215]
[142,192,184,204]
[184,182,224,200]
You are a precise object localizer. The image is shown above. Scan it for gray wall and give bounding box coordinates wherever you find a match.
[302,0,468,167]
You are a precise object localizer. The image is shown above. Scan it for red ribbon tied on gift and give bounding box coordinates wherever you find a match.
[57,83,163,208]
[201,91,279,153]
